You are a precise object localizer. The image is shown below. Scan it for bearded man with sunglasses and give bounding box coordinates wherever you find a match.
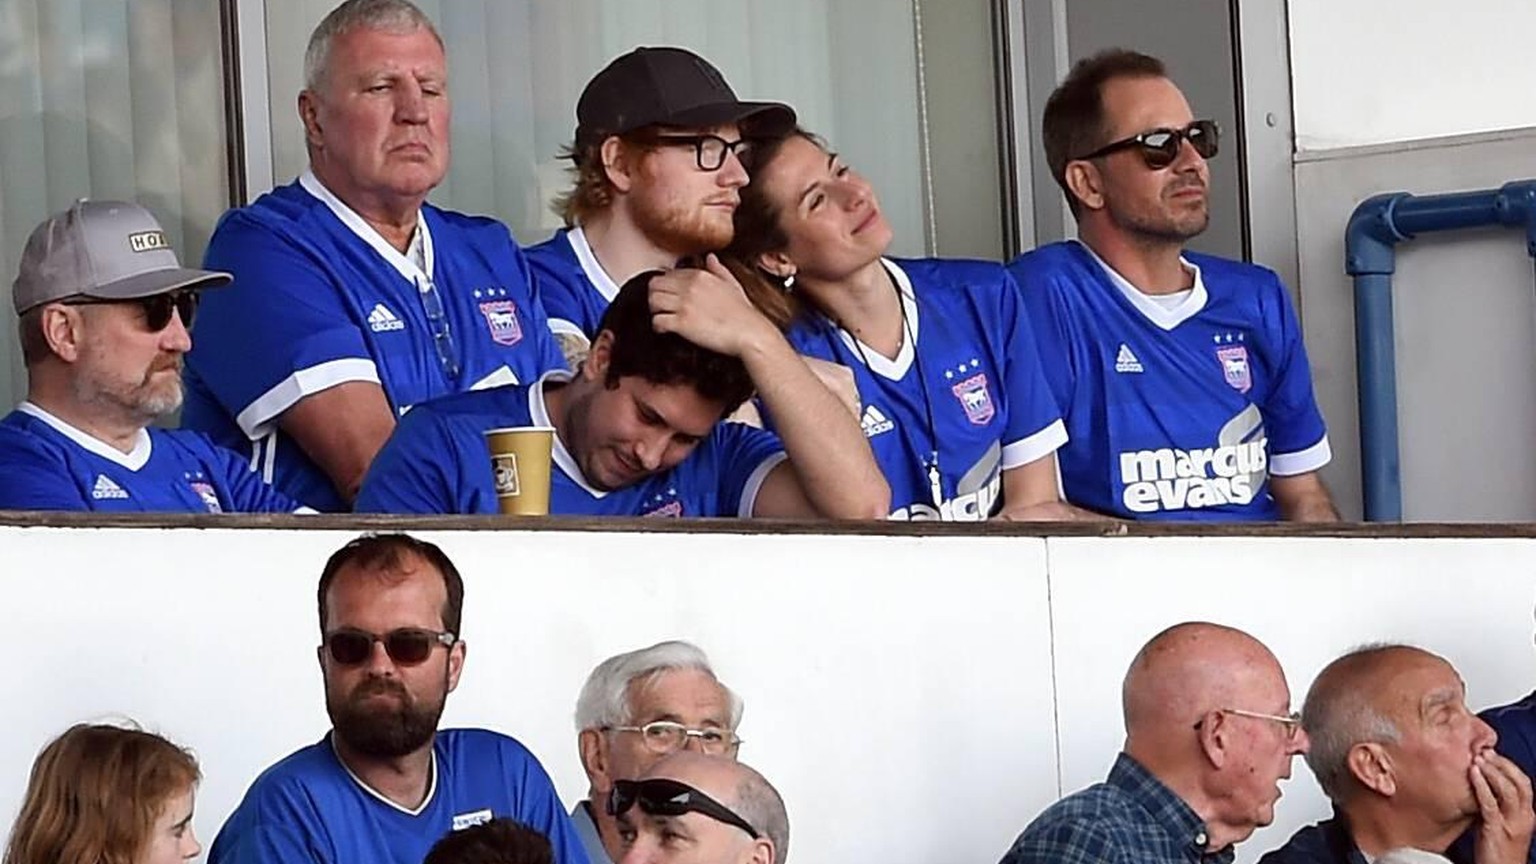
[0,200,303,513]
[210,534,586,864]
[611,752,787,864]
[1008,49,1338,521]
[528,46,795,370]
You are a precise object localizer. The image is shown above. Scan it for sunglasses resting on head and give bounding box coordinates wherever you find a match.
[608,777,760,840]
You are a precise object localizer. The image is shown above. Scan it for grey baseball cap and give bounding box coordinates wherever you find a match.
[12,199,231,315]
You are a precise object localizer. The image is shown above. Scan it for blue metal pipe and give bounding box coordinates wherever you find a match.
[1344,180,1536,521]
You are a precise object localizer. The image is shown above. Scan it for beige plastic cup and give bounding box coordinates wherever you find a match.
[483,426,554,516]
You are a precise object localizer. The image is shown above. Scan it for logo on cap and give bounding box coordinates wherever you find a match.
[128,230,170,253]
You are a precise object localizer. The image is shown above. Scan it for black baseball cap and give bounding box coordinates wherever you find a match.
[575,46,796,148]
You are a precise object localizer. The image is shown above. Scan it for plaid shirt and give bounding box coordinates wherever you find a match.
[999,753,1236,864]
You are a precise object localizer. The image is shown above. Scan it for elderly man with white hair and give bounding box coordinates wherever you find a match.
[572,641,743,864]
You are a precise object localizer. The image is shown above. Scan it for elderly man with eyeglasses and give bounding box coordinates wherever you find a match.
[571,641,745,864]
[1007,48,1338,521]
[1000,621,1309,864]
[1259,645,1533,864]
[610,752,787,864]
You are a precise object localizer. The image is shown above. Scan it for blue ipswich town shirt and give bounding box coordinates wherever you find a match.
[183,170,564,511]
[354,371,786,517]
[775,258,1066,520]
[209,729,588,864]
[0,403,303,513]
[1008,241,1330,521]
[526,227,619,348]
[999,753,1234,864]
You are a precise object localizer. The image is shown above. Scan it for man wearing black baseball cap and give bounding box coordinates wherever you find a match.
[528,46,796,367]
[0,199,304,512]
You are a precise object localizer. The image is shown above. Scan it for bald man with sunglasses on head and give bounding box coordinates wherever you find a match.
[0,200,303,513]
[1008,49,1338,521]
[611,752,787,864]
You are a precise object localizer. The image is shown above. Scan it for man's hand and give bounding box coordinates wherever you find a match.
[648,255,777,358]
[1472,750,1535,864]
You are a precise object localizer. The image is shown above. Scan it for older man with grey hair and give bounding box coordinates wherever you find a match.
[183,0,563,512]
[1259,644,1533,864]
[572,641,743,864]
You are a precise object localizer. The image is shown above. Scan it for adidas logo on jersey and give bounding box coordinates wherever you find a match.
[860,404,895,437]
[1114,343,1143,373]
[368,304,405,332]
[91,475,128,500]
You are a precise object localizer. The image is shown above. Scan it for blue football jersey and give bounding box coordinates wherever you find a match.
[1008,241,1331,521]
[776,258,1067,520]
[0,403,302,513]
[525,227,619,346]
[209,729,588,864]
[183,171,565,511]
[354,372,786,517]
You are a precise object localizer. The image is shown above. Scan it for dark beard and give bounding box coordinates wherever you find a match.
[328,676,444,758]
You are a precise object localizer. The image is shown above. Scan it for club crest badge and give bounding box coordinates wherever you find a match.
[189,481,222,513]
[1216,345,1252,393]
[478,299,523,346]
[643,500,685,518]
[951,373,995,425]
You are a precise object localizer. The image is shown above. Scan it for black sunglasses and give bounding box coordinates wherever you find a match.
[1076,119,1219,170]
[65,290,200,331]
[608,778,760,840]
[323,627,457,666]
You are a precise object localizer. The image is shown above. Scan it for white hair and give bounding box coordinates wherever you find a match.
[574,640,743,732]
[303,0,443,91]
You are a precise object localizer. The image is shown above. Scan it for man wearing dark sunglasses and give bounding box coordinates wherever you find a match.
[571,641,742,864]
[211,533,586,864]
[611,752,786,864]
[528,46,795,369]
[1008,49,1339,522]
[0,199,305,513]
[183,0,566,513]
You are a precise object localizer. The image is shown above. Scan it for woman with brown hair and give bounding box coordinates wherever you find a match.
[722,129,1092,521]
[4,723,202,864]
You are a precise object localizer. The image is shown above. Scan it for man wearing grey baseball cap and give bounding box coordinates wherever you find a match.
[527,46,796,368]
[0,199,306,513]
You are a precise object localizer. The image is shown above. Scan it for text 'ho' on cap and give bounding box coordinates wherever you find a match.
[13,199,232,315]
[574,46,796,146]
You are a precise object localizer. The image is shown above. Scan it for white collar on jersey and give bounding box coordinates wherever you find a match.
[528,369,609,499]
[565,226,623,303]
[300,168,436,291]
[17,401,153,471]
[1072,239,1208,331]
[329,734,440,817]
[832,257,919,381]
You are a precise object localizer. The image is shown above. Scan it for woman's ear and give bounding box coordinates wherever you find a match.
[756,251,796,281]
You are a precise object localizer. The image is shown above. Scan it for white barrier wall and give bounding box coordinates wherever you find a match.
[3,525,1535,864]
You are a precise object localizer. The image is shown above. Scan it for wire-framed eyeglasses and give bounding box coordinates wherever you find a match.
[604,720,741,755]
[1193,707,1304,742]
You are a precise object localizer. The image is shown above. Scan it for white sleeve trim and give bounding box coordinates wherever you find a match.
[234,358,381,439]
[1271,435,1332,476]
[1001,418,1069,471]
[737,451,790,518]
[547,318,589,340]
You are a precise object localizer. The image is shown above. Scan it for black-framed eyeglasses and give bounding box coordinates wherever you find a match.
[1075,119,1219,170]
[608,778,760,840]
[323,627,458,666]
[604,721,742,756]
[1193,707,1304,743]
[65,290,200,331]
[640,133,750,172]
